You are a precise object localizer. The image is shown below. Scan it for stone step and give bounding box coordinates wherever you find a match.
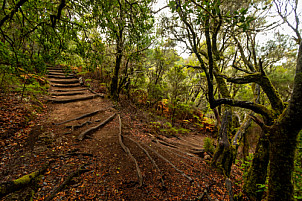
[47,75,76,79]
[50,83,81,88]
[49,79,79,84]
[48,72,74,76]
[47,94,102,103]
[50,88,87,92]
[48,69,65,73]
[50,91,86,96]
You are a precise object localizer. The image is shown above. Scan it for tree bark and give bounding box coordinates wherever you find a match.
[267,125,298,201]
[212,106,235,177]
[266,42,302,201]
[243,133,269,201]
[0,0,28,27]
[110,35,123,100]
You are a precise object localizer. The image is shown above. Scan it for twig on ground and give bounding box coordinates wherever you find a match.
[65,121,92,131]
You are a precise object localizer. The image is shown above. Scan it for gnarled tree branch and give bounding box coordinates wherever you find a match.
[0,0,28,27]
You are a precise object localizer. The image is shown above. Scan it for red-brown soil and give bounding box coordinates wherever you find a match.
[0,67,247,200]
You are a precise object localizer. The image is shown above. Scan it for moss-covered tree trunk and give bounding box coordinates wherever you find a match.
[110,35,123,101]
[243,133,269,201]
[266,42,302,201]
[241,128,250,160]
[210,66,236,177]
[212,106,236,177]
[267,125,298,201]
[110,50,122,100]
[0,162,49,199]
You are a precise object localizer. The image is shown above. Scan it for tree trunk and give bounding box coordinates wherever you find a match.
[212,106,235,177]
[110,35,123,101]
[110,50,122,100]
[266,42,302,201]
[267,125,298,201]
[243,133,269,201]
[242,130,249,160]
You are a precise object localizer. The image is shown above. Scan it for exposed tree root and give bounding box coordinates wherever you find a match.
[51,91,86,96]
[66,152,94,157]
[44,165,90,201]
[197,187,212,201]
[48,69,64,72]
[118,115,143,187]
[154,138,205,158]
[55,107,112,125]
[88,88,105,97]
[88,88,101,94]
[66,121,92,131]
[178,138,204,149]
[47,75,75,79]
[46,64,60,68]
[48,72,74,76]
[0,161,51,198]
[125,136,165,189]
[145,144,194,183]
[47,67,62,70]
[154,143,201,167]
[48,71,65,75]
[154,138,178,149]
[48,70,72,74]
[51,88,87,92]
[154,140,201,159]
[88,88,97,94]
[49,79,79,84]
[225,178,234,201]
[190,150,207,158]
[152,144,202,188]
[50,83,81,88]
[48,94,103,103]
[158,136,203,151]
[78,113,116,141]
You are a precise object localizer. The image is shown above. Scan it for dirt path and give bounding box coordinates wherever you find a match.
[0,66,244,200]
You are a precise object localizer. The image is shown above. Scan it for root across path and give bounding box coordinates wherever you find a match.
[0,66,244,200]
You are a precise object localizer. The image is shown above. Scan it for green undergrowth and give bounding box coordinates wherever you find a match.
[0,72,47,96]
[235,153,254,186]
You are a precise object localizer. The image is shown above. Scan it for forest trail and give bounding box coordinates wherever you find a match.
[0,66,243,200]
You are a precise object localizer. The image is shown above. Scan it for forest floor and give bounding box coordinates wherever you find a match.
[0,66,247,200]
